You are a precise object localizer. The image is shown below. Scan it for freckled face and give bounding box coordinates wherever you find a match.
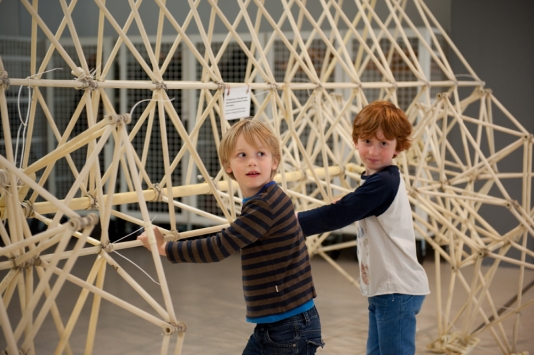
[355,128,399,175]
[225,134,279,198]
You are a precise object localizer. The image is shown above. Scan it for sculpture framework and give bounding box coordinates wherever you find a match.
[1,0,533,354]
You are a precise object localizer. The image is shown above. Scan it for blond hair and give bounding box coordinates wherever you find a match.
[219,119,281,180]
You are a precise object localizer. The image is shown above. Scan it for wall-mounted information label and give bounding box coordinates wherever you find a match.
[224,86,251,120]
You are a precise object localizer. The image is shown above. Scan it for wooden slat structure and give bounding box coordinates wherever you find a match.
[0,1,533,354]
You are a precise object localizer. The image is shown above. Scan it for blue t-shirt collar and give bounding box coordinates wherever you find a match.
[242,181,276,204]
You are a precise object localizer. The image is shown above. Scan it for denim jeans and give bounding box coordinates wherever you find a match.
[242,305,324,355]
[366,294,425,355]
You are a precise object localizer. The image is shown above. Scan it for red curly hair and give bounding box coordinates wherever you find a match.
[352,100,412,153]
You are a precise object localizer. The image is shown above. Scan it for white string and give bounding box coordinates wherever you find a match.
[252,90,270,97]
[15,84,31,168]
[89,65,101,77]
[129,97,175,117]
[109,97,178,287]
[14,68,63,169]
[113,250,161,285]
[112,216,156,244]
[111,216,161,285]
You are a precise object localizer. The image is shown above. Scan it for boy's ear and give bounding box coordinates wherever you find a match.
[272,159,279,171]
[224,164,233,174]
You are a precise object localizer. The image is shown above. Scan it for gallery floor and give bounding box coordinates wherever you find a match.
[5,245,534,354]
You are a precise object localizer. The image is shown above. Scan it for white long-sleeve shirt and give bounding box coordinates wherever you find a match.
[298,165,429,297]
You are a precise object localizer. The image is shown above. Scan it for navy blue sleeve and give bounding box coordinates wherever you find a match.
[298,167,400,236]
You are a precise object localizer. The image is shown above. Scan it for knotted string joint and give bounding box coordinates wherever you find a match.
[72,67,98,90]
[152,81,168,91]
[151,183,162,202]
[13,256,41,270]
[169,229,180,241]
[0,70,10,89]
[100,242,114,254]
[68,213,99,231]
[20,200,35,218]
[106,113,132,126]
[163,321,187,335]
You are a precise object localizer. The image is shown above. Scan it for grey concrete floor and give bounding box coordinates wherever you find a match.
[2,245,534,354]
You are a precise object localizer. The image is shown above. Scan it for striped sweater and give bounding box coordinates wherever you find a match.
[165,182,317,319]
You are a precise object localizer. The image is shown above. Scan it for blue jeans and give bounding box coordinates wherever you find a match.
[366,294,425,355]
[242,305,324,355]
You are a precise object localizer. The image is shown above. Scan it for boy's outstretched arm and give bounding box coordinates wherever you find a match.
[138,226,167,256]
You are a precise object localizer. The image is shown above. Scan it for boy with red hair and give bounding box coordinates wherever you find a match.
[298,101,429,355]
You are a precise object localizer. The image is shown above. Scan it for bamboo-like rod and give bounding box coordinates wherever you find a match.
[0,288,19,355]
[472,297,534,338]
[0,223,68,257]
[58,0,89,75]
[0,156,79,221]
[161,92,232,219]
[128,0,163,80]
[157,95,178,230]
[10,233,65,270]
[1,163,342,219]
[159,0,194,75]
[54,255,104,355]
[33,0,78,80]
[415,0,480,81]
[317,250,360,289]
[8,77,482,91]
[98,110,123,245]
[252,0,318,82]
[2,2,534,354]
[0,61,16,170]
[160,334,171,355]
[19,0,79,74]
[0,268,18,296]
[283,0,327,84]
[93,0,158,83]
[100,252,169,319]
[26,88,86,203]
[41,258,178,330]
[173,331,186,355]
[100,0,142,79]
[361,0,427,82]
[286,0,356,85]
[12,227,74,343]
[20,228,90,353]
[84,254,106,355]
[119,125,178,325]
[152,0,218,81]
[23,118,110,176]
[209,0,274,82]
[47,125,113,229]
[316,239,357,253]
[20,82,38,171]
[160,196,229,225]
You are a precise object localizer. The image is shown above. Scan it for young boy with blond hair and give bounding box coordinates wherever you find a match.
[138,119,324,354]
[298,101,429,355]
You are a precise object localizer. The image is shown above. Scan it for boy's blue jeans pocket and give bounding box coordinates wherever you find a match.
[242,305,324,355]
